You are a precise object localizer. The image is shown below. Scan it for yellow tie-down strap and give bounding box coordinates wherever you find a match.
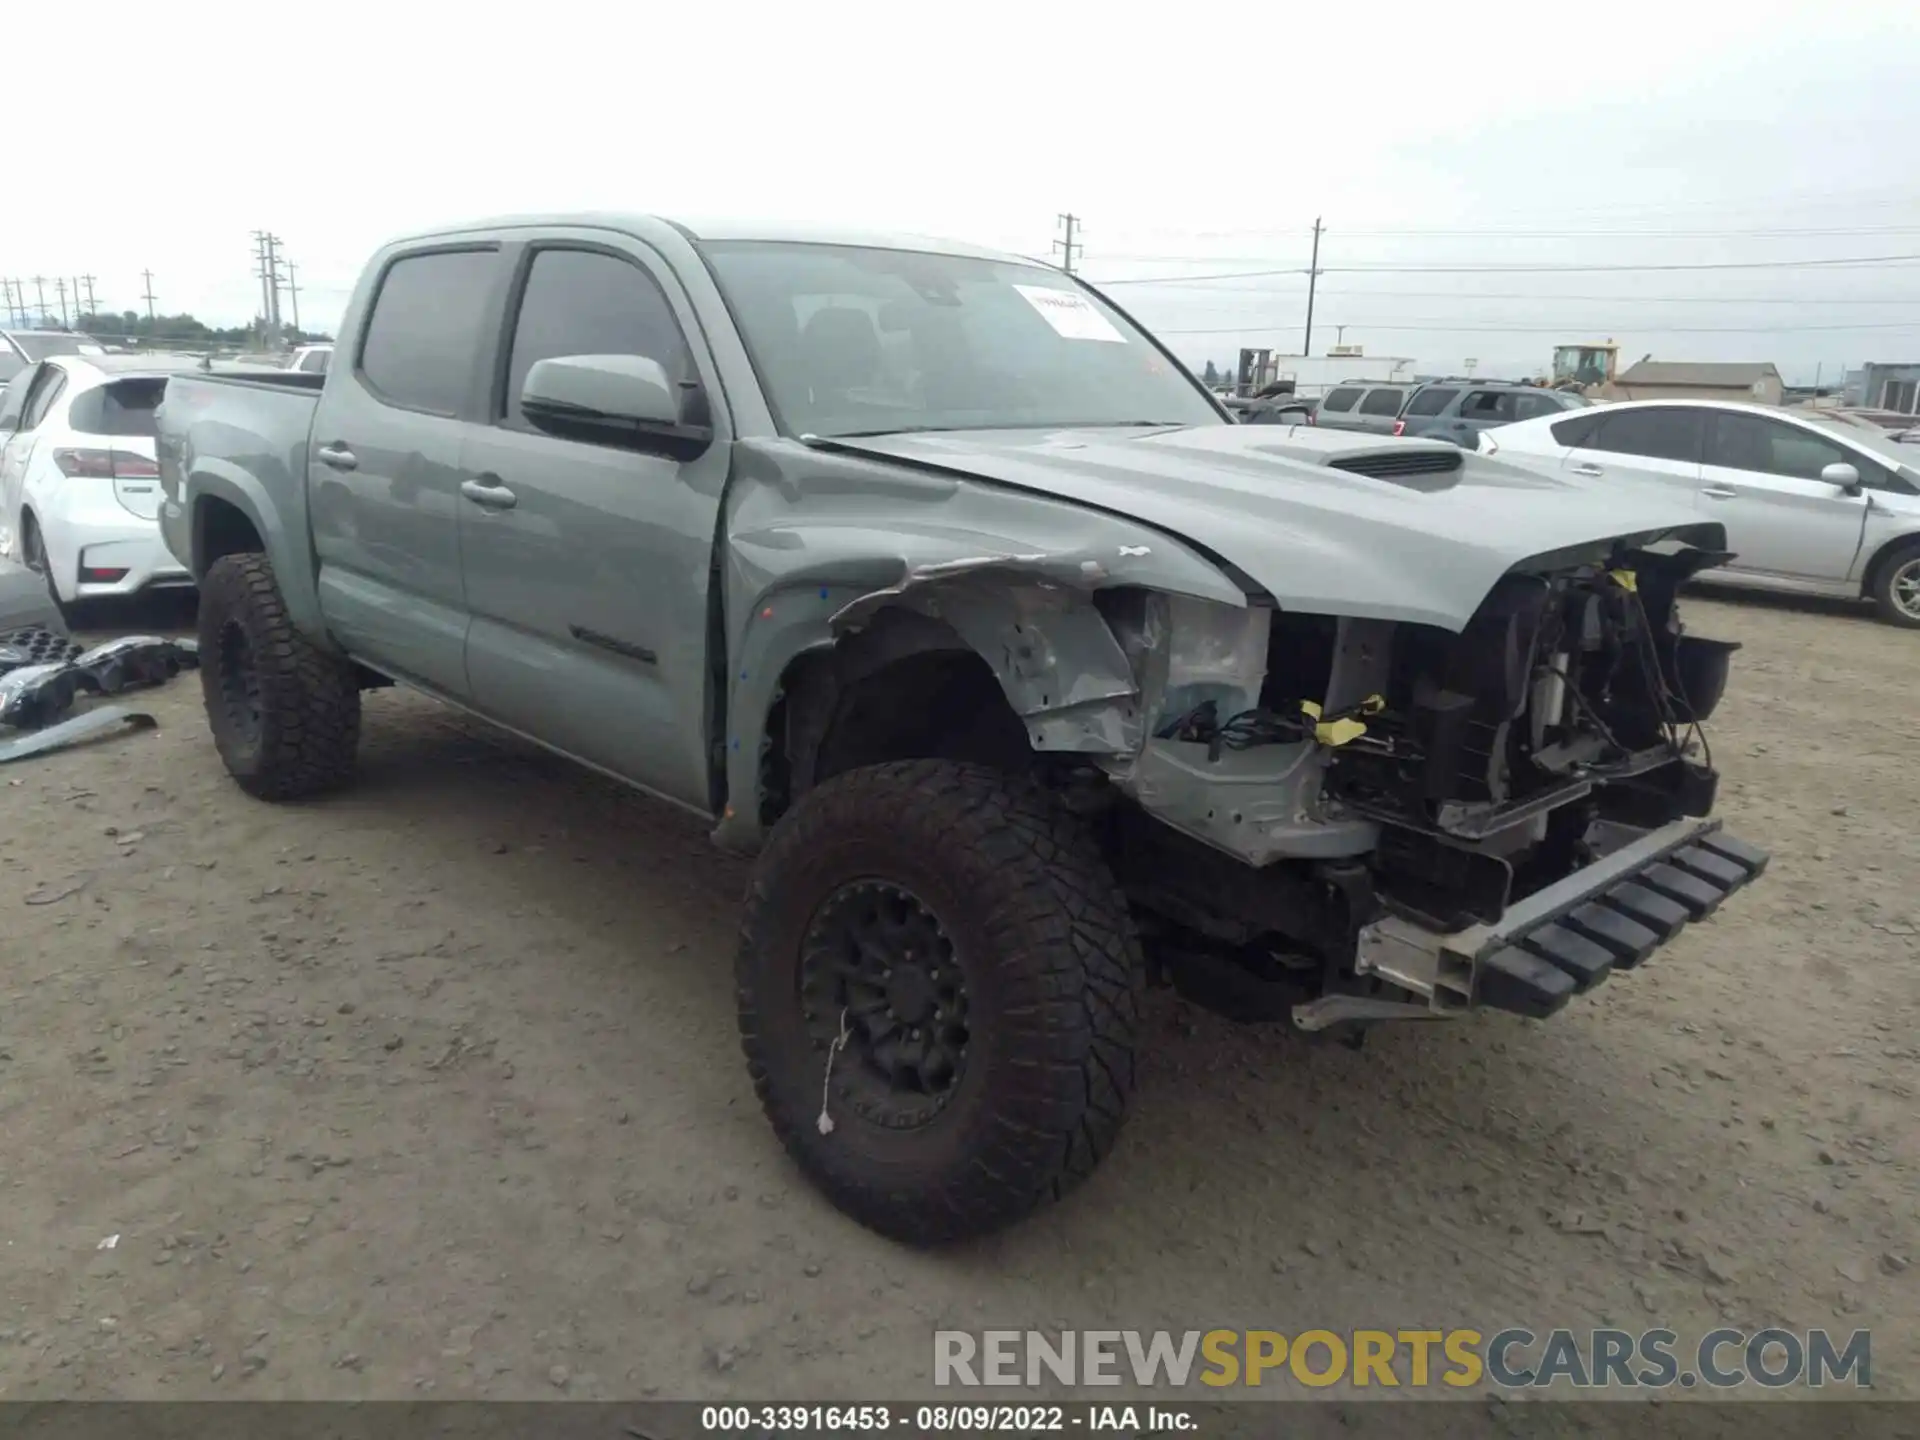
[1301,694,1385,747]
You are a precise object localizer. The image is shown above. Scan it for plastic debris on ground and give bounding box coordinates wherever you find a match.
[0,630,198,764]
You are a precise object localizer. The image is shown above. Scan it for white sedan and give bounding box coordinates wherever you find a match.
[1480,399,1920,627]
[0,353,205,612]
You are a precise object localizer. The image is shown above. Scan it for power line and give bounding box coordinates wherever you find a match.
[1165,184,1920,234]
[1155,318,1920,336]
[1096,227,1920,256]
[1152,289,1920,306]
[1090,253,1920,285]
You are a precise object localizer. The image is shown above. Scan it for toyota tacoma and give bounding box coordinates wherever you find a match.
[153,215,1768,1243]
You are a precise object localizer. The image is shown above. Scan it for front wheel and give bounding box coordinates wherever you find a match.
[1870,542,1920,629]
[197,552,362,799]
[735,759,1143,1244]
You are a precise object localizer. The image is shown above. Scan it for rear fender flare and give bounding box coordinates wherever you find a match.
[185,459,335,652]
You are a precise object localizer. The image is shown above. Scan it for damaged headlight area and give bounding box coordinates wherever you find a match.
[1081,542,1762,1033]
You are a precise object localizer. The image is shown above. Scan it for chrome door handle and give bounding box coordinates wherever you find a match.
[316,442,358,472]
[1570,463,1603,477]
[1701,486,1738,499]
[460,478,517,510]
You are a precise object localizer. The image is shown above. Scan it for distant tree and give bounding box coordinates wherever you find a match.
[1202,360,1220,384]
[70,310,330,348]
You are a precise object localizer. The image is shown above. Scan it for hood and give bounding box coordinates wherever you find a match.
[823,425,1723,630]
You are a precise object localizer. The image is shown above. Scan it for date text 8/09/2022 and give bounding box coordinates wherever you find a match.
[700,1404,1197,1432]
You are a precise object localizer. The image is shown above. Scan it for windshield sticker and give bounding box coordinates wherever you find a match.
[1013,285,1126,343]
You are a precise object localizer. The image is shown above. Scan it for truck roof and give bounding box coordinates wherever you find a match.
[388,213,1041,267]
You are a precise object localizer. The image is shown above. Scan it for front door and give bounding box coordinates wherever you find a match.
[1697,410,1870,582]
[307,244,500,698]
[457,236,730,811]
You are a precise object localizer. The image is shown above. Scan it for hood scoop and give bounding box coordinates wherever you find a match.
[1326,448,1464,491]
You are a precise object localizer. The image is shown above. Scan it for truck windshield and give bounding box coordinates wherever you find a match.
[700,241,1223,438]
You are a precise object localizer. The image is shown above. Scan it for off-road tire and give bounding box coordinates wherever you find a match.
[197,552,361,800]
[736,759,1143,1244]
[1869,539,1920,629]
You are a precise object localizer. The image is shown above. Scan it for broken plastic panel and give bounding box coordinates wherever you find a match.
[0,635,199,731]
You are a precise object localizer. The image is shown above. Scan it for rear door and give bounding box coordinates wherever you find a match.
[1353,385,1407,435]
[458,233,731,808]
[1558,404,1705,500]
[1,363,68,539]
[1698,410,1871,582]
[308,244,503,698]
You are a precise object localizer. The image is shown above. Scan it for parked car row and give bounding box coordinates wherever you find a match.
[1311,376,1588,443]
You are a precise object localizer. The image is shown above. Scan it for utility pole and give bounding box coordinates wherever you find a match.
[1053,213,1082,275]
[0,279,15,326]
[32,276,48,326]
[1302,217,1323,357]
[142,269,158,327]
[284,260,301,335]
[81,274,98,319]
[252,231,275,343]
[55,278,69,329]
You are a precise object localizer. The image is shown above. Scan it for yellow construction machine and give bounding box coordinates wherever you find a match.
[1547,341,1620,396]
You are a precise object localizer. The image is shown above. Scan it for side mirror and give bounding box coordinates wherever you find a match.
[1821,461,1862,495]
[520,353,712,461]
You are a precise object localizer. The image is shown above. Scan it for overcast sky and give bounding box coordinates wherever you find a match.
[6,0,1916,383]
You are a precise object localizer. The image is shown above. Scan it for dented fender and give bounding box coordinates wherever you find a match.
[710,439,1246,852]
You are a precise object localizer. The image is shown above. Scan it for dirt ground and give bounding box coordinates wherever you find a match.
[0,588,1913,1404]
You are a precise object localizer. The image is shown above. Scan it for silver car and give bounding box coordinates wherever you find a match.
[1482,399,1920,627]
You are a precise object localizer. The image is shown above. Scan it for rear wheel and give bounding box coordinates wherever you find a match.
[18,514,67,621]
[736,759,1143,1244]
[197,552,362,799]
[1870,541,1920,629]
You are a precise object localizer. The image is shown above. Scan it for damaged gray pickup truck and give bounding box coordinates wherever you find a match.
[154,215,1768,1243]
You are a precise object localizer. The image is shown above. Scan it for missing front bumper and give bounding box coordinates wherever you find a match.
[1292,816,1770,1031]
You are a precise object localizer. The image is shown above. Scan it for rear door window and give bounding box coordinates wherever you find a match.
[0,368,34,430]
[358,247,498,416]
[1404,387,1457,417]
[1459,389,1517,423]
[1358,387,1404,417]
[1320,386,1363,413]
[1589,407,1704,463]
[19,367,67,431]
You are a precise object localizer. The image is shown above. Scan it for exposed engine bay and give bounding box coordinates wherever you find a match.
[1083,538,1764,1034]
